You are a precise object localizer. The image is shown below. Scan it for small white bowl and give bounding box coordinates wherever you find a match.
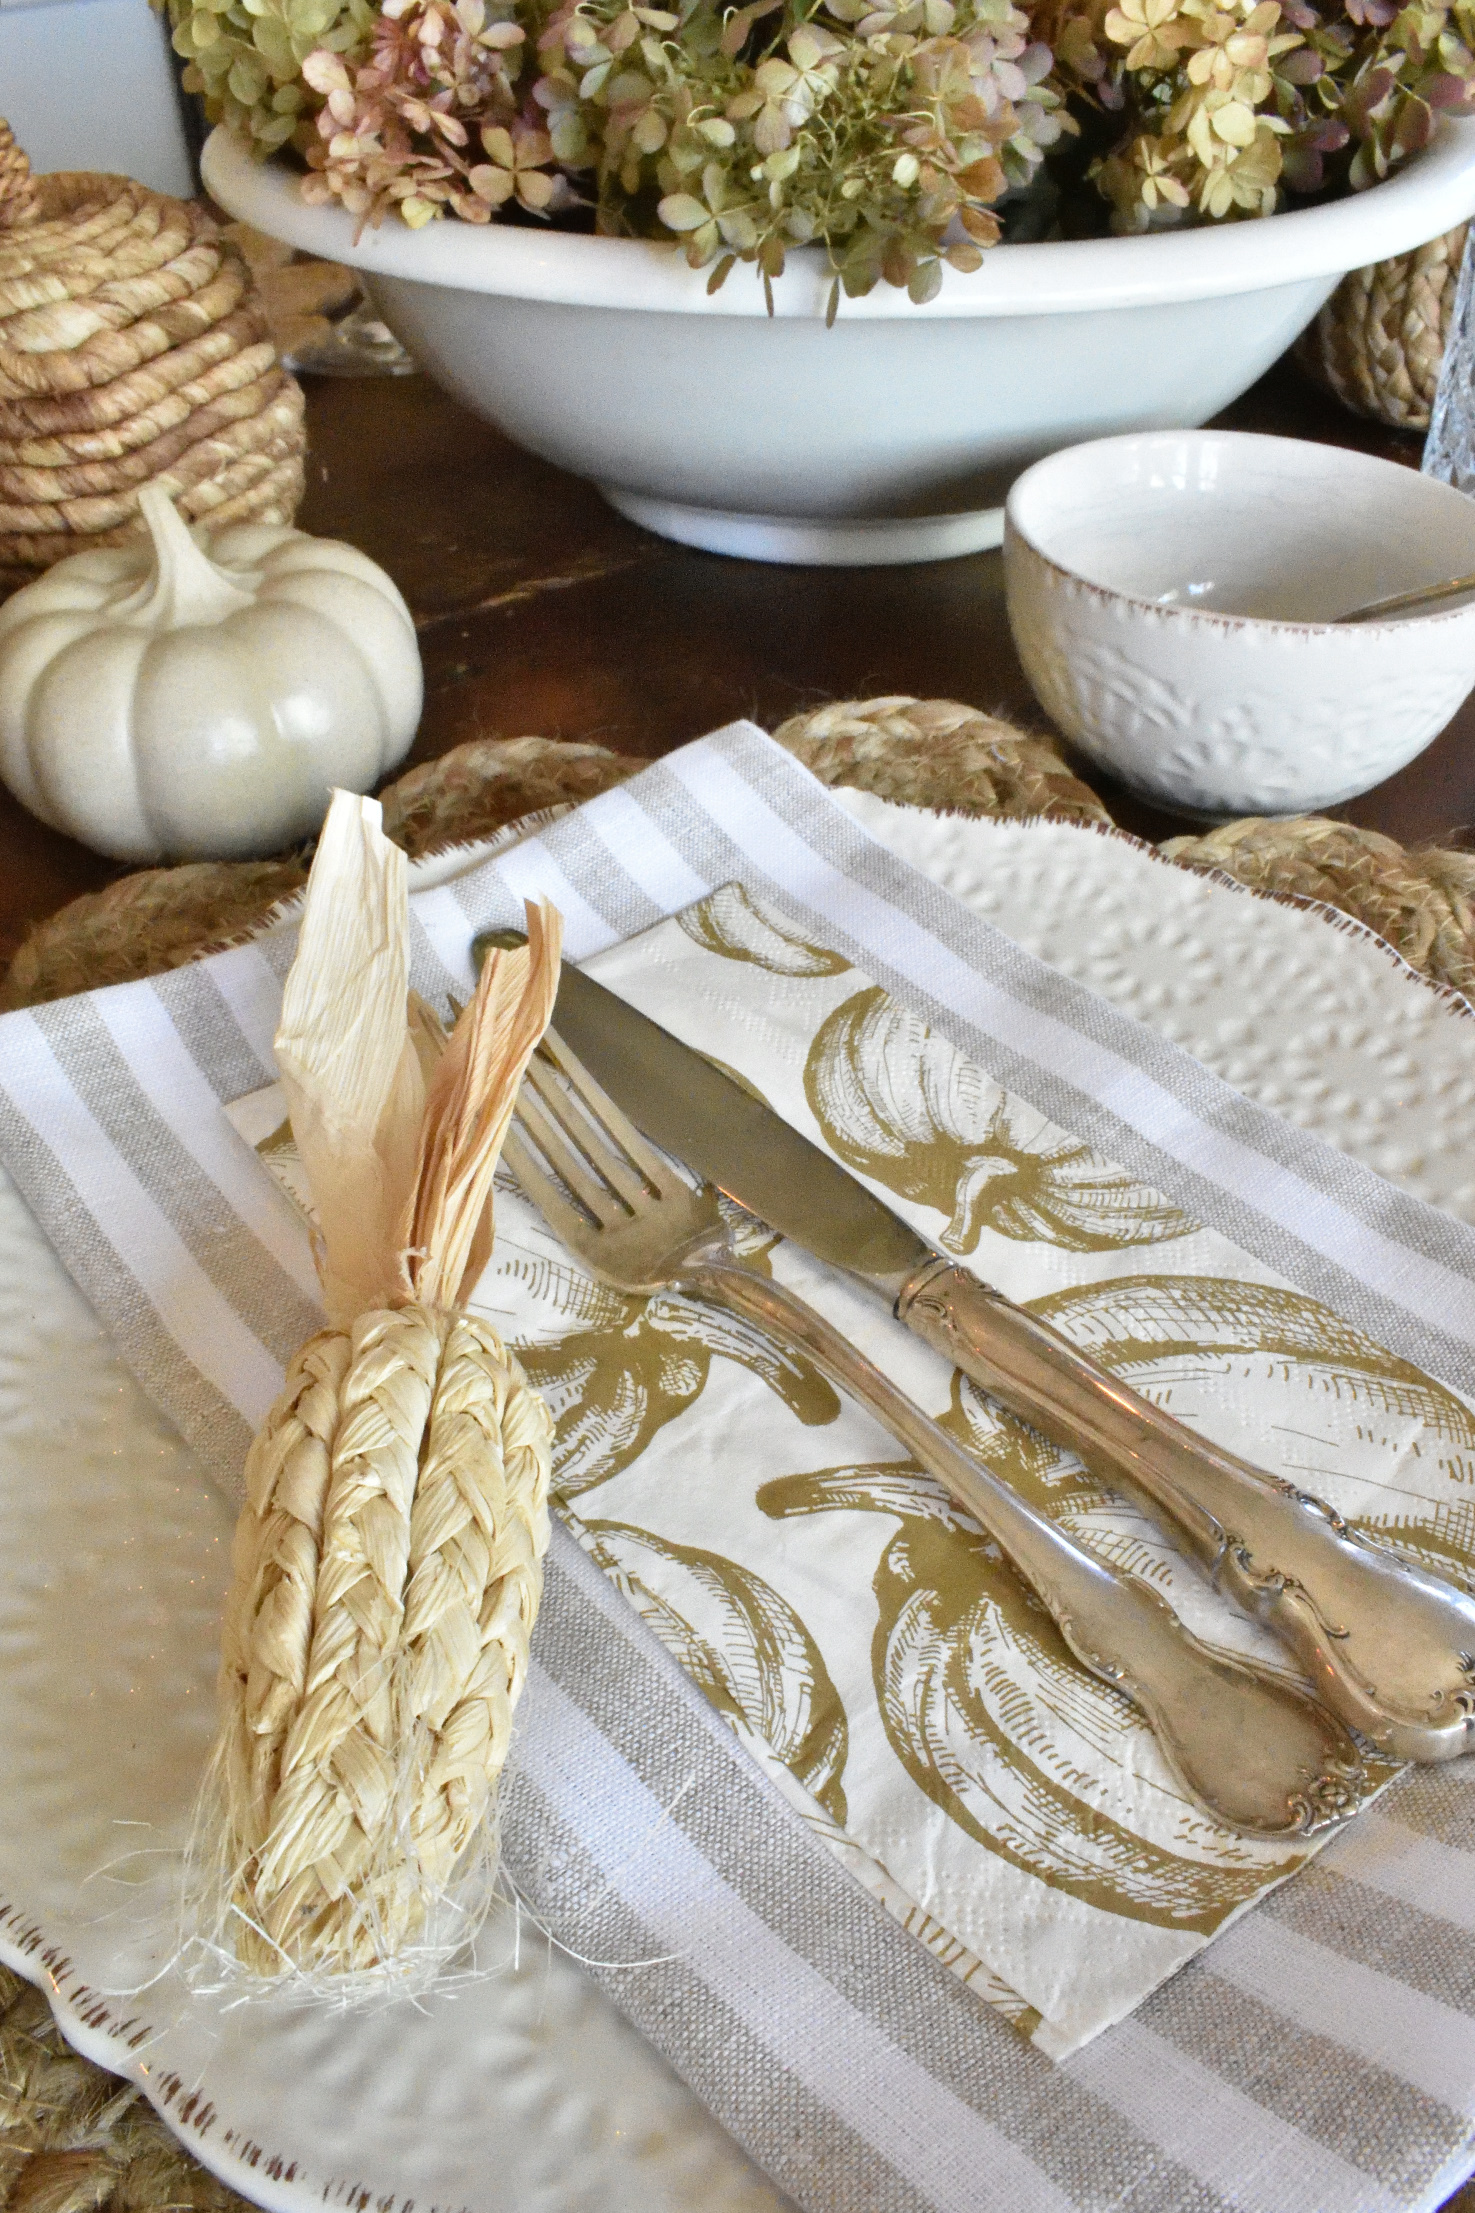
[1003,430,1475,818]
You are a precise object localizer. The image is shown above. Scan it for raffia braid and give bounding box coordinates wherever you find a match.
[217,1305,552,1977]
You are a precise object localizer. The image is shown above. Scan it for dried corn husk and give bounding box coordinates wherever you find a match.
[208,789,561,1981]
[0,120,305,572]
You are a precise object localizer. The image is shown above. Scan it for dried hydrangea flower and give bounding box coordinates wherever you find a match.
[168,0,1475,298]
[532,0,1067,306]
[1053,0,1475,226]
[299,0,570,226]
[156,0,379,154]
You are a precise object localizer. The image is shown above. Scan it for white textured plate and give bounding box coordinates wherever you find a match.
[5,805,1475,2212]
[835,794,1475,1222]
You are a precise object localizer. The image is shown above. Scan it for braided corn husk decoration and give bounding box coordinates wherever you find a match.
[210,789,561,1980]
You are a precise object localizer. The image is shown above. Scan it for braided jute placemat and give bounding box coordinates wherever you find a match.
[0,699,1104,1010]
[3,694,1475,2213]
[4,695,1475,1012]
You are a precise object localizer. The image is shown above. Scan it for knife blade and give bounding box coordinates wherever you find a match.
[473,926,1475,1762]
[520,948,928,1289]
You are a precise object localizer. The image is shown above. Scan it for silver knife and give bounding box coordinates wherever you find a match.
[476,930,1475,1763]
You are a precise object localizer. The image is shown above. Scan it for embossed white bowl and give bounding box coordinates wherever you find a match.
[1003,430,1475,818]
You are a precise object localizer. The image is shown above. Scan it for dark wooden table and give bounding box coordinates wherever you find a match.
[0,349,1470,973]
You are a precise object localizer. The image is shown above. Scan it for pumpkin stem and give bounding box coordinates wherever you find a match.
[127,485,262,629]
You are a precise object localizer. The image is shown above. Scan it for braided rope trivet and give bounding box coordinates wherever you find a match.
[0,700,1108,1010]
[1295,224,1465,434]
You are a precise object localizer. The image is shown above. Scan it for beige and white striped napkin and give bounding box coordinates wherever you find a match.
[234,882,1425,2058]
[2,723,1474,2213]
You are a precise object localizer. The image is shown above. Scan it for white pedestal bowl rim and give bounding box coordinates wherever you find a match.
[203,119,1475,321]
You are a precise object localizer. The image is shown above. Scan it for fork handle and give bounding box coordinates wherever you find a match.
[674,1245,1364,1840]
[897,1259,1475,1764]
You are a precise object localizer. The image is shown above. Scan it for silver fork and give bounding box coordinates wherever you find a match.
[504,1029,1367,1840]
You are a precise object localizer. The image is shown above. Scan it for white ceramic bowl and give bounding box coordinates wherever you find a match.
[204,124,1475,567]
[1003,429,1475,818]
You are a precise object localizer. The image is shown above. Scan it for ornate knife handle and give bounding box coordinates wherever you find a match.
[898,1257,1475,1764]
[678,1249,1364,1840]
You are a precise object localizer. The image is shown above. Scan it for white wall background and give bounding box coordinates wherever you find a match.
[0,0,195,198]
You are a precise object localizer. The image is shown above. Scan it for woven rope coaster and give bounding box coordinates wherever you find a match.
[0,1960,253,2213]
[2,696,1475,2213]
[1160,814,1475,998]
[0,699,1107,1010]
[3,695,1474,1012]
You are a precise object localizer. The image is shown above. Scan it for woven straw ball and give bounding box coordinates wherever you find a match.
[0,118,40,230]
[0,120,305,571]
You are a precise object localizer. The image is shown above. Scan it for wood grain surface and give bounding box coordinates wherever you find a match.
[0,351,1468,973]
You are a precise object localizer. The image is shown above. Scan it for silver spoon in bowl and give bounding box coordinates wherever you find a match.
[1336,571,1475,623]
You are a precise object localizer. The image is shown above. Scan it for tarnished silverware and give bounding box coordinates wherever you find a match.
[892,1263,1475,1765]
[477,933,1475,1768]
[503,1025,1366,1842]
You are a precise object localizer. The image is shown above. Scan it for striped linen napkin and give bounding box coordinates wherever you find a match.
[1,721,1474,2213]
[232,866,1447,2058]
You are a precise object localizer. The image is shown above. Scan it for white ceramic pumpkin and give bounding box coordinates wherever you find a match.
[0,486,423,862]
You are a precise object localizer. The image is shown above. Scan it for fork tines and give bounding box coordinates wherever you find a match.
[503,1027,682,1243]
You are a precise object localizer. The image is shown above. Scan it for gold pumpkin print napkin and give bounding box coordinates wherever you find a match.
[235,877,1473,2058]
